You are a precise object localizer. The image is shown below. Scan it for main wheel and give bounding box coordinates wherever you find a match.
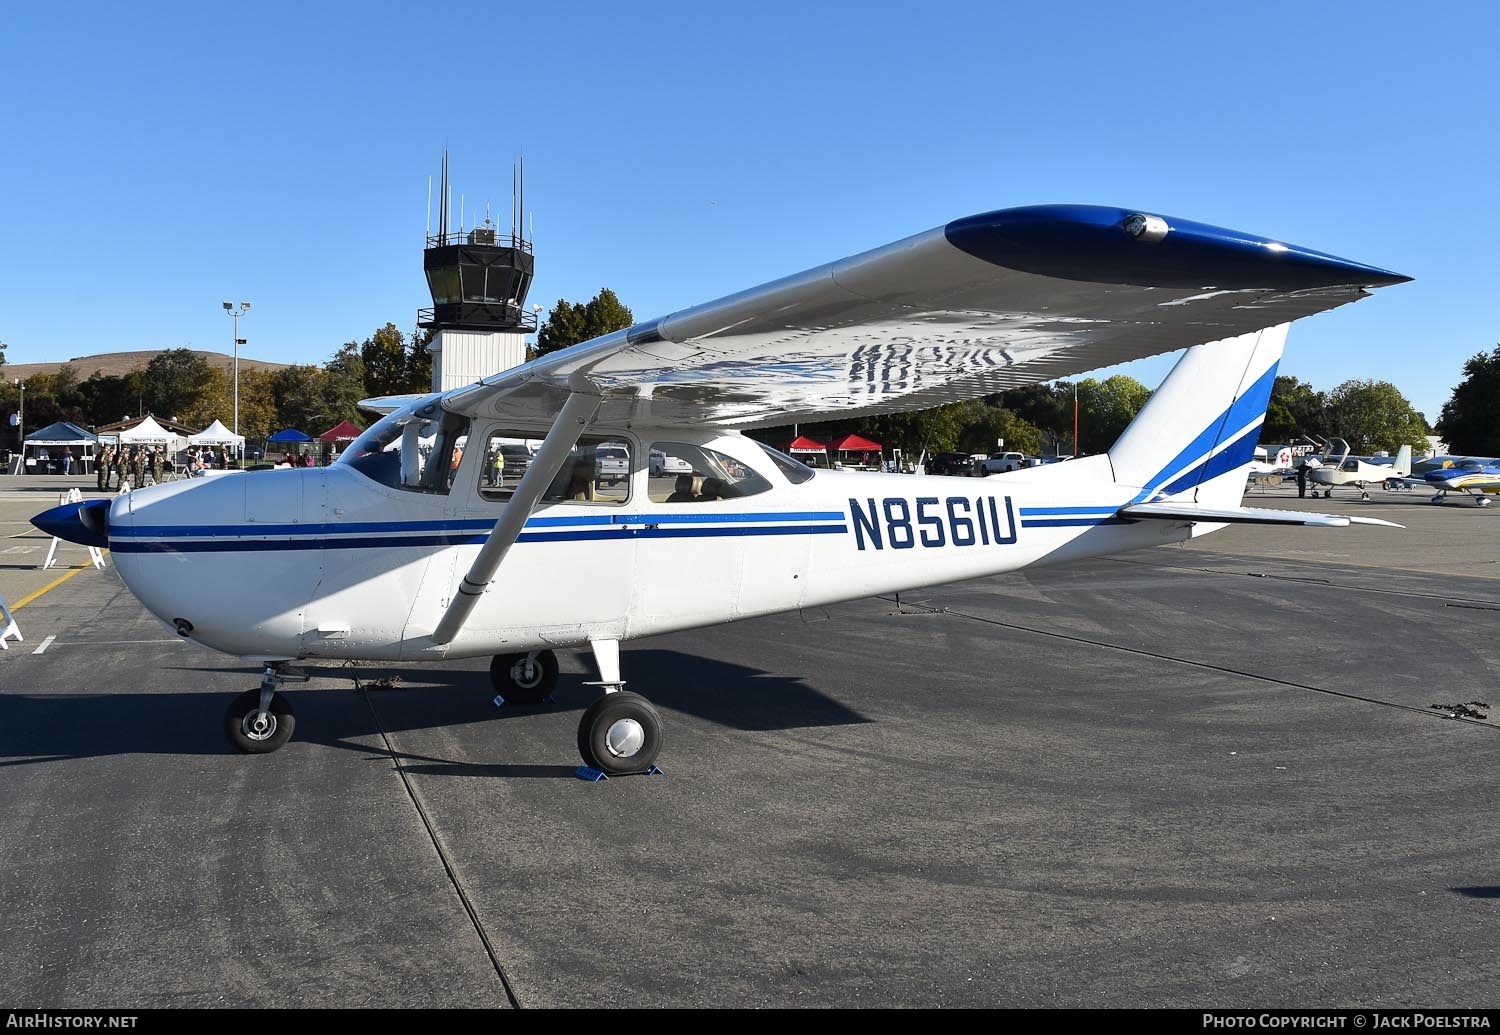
[224,689,295,754]
[490,650,559,704]
[577,692,663,776]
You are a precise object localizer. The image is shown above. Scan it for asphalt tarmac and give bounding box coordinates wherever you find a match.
[2,475,1497,1008]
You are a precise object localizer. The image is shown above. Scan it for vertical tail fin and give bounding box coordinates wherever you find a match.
[1394,444,1412,477]
[1108,323,1288,508]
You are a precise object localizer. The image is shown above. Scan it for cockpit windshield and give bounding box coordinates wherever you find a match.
[336,396,472,494]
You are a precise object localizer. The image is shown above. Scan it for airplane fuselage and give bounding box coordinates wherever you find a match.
[106,428,1200,664]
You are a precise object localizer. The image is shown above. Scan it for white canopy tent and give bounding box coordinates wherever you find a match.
[189,419,245,447]
[118,415,187,452]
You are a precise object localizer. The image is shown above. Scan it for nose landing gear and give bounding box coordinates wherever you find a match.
[224,663,306,754]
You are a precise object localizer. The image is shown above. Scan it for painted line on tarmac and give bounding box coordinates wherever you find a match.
[32,635,55,655]
[43,639,183,646]
[11,563,102,610]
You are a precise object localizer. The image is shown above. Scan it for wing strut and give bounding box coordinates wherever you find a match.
[431,390,602,645]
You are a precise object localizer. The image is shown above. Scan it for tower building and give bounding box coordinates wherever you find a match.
[420,152,536,391]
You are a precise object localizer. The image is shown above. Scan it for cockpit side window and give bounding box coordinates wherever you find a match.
[535,437,632,506]
[476,432,539,504]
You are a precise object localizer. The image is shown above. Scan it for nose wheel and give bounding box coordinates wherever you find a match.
[224,690,296,754]
[223,664,306,754]
[490,649,559,705]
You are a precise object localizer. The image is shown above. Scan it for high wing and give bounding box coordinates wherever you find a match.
[442,204,1407,428]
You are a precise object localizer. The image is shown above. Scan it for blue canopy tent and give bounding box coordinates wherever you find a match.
[23,421,98,475]
[265,428,314,466]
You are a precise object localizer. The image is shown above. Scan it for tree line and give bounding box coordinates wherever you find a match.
[5,297,1497,459]
[0,324,432,441]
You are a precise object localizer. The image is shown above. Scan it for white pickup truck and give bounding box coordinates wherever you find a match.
[971,452,1027,476]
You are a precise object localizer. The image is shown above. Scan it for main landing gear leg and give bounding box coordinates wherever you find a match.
[224,663,306,754]
[576,638,663,778]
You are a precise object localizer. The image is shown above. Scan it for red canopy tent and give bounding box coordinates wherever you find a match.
[784,435,830,468]
[829,433,883,470]
[318,420,364,443]
[829,433,881,453]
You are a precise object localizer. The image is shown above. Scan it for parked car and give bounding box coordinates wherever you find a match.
[650,449,694,477]
[594,444,629,485]
[972,451,1027,476]
[498,443,533,478]
[926,451,974,477]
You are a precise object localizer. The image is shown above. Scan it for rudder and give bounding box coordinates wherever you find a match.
[1107,323,1289,508]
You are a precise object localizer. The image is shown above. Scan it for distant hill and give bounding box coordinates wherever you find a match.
[5,350,291,382]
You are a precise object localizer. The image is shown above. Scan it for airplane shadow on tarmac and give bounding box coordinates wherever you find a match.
[0,649,866,769]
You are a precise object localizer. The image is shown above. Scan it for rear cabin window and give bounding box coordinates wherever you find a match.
[647,442,772,503]
[755,441,817,484]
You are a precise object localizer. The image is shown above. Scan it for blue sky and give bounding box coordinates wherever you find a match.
[2,1,1495,423]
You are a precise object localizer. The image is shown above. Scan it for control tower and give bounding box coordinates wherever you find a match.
[419,152,536,391]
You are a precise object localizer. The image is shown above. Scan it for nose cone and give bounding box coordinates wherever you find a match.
[32,499,111,549]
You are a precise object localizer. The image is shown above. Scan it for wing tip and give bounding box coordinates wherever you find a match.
[944,204,1409,291]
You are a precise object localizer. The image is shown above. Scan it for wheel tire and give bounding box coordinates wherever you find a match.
[224,689,295,754]
[577,692,663,776]
[490,650,558,704]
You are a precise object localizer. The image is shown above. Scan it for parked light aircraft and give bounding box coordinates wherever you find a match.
[1420,458,1500,505]
[33,205,1409,775]
[1245,448,1295,489]
[1307,440,1413,500]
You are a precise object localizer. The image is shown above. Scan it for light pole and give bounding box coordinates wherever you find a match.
[11,379,22,465]
[223,300,250,462]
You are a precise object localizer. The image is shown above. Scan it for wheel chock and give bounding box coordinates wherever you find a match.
[493,693,557,708]
[574,764,664,782]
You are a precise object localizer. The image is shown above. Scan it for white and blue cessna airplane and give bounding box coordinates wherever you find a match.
[34,205,1408,775]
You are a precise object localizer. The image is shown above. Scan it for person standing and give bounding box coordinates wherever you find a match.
[150,446,164,486]
[61,446,73,474]
[97,446,111,490]
[490,447,504,487]
[131,447,145,490]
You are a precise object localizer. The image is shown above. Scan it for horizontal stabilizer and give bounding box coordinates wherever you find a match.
[1119,502,1403,529]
